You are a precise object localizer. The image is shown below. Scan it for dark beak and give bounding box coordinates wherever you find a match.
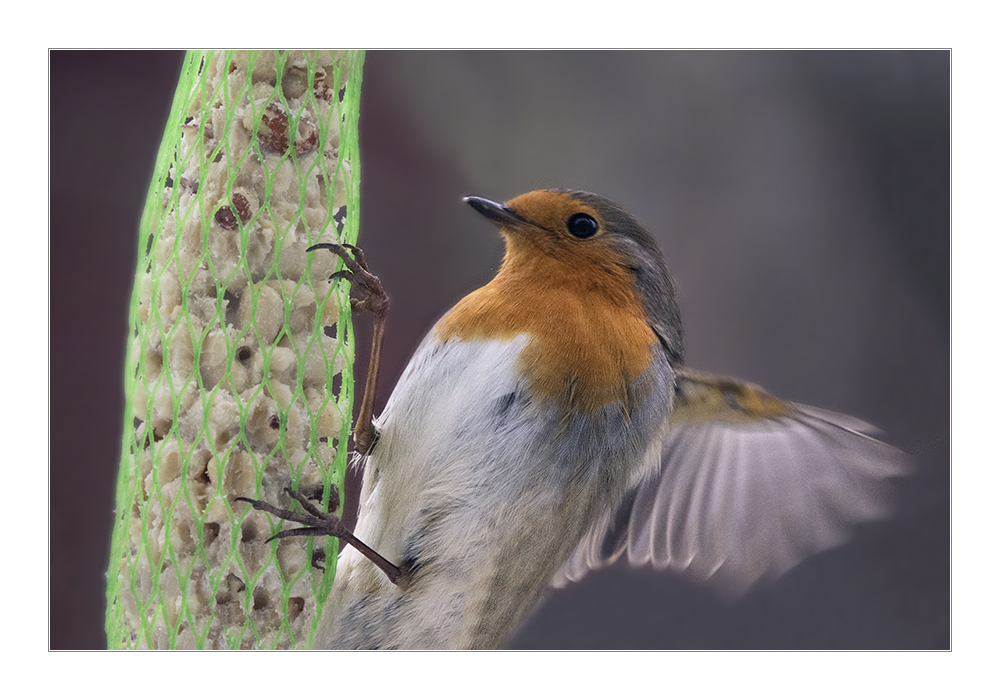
[463,196,525,230]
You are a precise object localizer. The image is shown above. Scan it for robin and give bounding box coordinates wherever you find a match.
[239,188,910,649]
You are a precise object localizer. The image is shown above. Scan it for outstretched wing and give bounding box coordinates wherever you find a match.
[552,368,911,597]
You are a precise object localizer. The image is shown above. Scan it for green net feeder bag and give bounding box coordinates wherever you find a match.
[106,50,365,650]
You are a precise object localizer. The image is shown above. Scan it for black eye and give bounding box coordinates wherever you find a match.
[567,212,599,238]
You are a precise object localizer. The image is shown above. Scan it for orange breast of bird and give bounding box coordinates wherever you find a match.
[435,232,659,416]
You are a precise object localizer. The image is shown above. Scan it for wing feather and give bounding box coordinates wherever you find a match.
[551,372,911,596]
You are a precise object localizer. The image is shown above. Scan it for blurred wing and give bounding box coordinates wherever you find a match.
[551,368,912,597]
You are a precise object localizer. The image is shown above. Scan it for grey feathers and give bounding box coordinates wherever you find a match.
[552,397,911,597]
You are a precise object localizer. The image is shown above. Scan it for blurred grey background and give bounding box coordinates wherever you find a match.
[50,50,948,649]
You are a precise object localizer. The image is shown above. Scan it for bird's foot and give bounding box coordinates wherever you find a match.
[308,242,389,320]
[236,488,408,589]
[307,242,387,455]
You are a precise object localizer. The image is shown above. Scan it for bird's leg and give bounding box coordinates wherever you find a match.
[236,489,409,589]
[309,242,388,455]
[233,244,401,587]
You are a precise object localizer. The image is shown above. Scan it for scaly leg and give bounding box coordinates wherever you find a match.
[237,489,409,589]
[309,242,388,455]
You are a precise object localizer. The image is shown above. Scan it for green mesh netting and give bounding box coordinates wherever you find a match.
[105,50,365,649]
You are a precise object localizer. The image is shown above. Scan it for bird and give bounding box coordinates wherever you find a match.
[239,188,911,649]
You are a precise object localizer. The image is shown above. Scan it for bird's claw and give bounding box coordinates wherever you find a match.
[236,487,347,543]
[308,243,388,320]
[234,487,408,588]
